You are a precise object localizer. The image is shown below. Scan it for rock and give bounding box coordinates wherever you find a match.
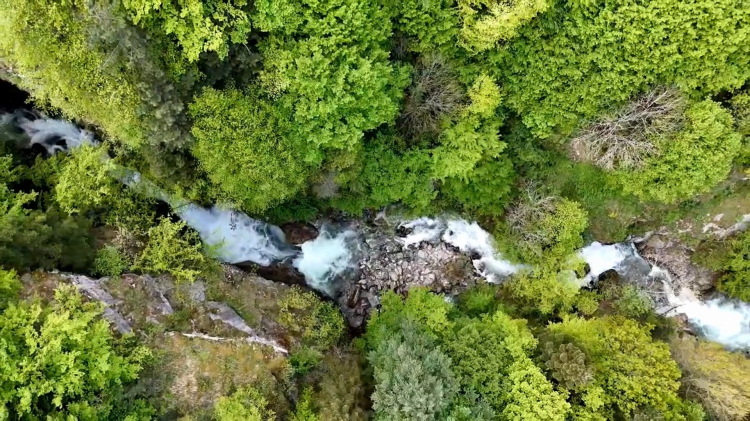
[186,280,206,303]
[253,260,307,288]
[645,234,667,250]
[63,274,132,334]
[347,287,361,307]
[280,222,319,244]
[639,230,717,293]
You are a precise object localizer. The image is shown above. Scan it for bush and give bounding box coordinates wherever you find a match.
[619,100,742,203]
[279,287,345,350]
[214,386,275,421]
[93,246,129,278]
[0,285,149,419]
[0,268,21,310]
[134,218,210,284]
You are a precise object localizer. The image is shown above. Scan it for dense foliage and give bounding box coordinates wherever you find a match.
[0,285,149,419]
[694,231,750,301]
[1,0,748,418]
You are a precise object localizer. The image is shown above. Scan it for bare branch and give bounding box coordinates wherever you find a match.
[570,87,686,171]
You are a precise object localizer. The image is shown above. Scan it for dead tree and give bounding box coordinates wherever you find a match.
[570,87,686,171]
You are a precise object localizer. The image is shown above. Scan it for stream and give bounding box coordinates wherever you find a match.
[3,111,749,351]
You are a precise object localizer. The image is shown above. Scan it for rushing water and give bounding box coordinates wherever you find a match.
[398,217,524,282]
[4,112,750,350]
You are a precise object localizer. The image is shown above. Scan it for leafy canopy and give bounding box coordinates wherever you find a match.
[189,87,309,213]
[620,100,742,203]
[499,0,750,137]
[0,285,149,420]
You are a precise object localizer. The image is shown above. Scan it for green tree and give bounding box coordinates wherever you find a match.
[189,87,309,213]
[458,0,549,52]
[133,217,210,284]
[0,0,187,150]
[365,288,454,349]
[0,269,21,310]
[507,266,581,316]
[431,75,506,180]
[55,145,118,215]
[93,246,129,278]
[546,316,684,419]
[444,311,570,420]
[332,139,436,214]
[279,287,345,350]
[290,388,318,421]
[369,321,459,420]
[499,0,750,137]
[694,231,750,302]
[502,191,589,264]
[619,100,741,203]
[0,285,149,419]
[386,0,459,54]
[670,335,750,421]
[314,349,368,421]
[729,91,750,166]
[214,386,275,421]
[122,0,252,62]
[0,156,94,272]
[253,0,410,161]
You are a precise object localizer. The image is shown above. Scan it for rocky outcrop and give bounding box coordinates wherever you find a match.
[64,274,133,334]
[636,231,717,293]
[280,222,319,244]
[205,301,288,354]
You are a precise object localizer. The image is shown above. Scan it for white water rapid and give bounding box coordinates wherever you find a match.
[654,267,750,350]
[579,242,750,350]
[1,111,95,153]
[398,217,524,282]
[293,227,359,294]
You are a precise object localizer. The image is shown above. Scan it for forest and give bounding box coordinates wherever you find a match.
[0,0,749,419]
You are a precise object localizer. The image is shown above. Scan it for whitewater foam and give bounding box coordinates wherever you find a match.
[656,267,750,350]
[294,228,358,294]
[1,111,95,153]
[398,217,522,282]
